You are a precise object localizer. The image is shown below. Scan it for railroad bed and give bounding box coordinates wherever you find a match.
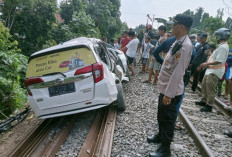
[181,86,232,156]
[7,65,232,157]
[112,69,201,157]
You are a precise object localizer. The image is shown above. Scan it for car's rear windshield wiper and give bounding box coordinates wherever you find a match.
[42,72,67,78]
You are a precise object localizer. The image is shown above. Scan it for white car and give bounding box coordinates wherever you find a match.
[107,48,130,80]
[89,39,130,82]
[25,37,126,119]
[103,42,129,77]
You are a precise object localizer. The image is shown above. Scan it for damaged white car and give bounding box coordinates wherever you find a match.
[25,37,128,119]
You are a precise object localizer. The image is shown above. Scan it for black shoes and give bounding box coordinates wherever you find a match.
[191,88,196,92]
[223,130,232,138]
[147,134,161,144]
[196,101,212,112]
[149,145,171,157]
[200,105,212,112]
[195,101,206,106]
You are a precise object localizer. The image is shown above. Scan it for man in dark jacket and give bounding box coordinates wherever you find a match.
[191,33,210,91]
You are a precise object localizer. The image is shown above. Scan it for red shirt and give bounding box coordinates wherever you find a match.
[121,37,131,53]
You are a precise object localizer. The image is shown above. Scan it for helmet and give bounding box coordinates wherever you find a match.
[214,28,231,42]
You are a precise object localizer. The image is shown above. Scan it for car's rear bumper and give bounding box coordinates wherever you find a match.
[28,79,118,119]
[37,104,108,119]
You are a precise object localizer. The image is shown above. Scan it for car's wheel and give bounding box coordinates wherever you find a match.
[116,82,126,111]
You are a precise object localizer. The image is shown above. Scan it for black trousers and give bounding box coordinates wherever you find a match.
[157,94,181,146]
[191,70,200,91]
[199,69,206,83]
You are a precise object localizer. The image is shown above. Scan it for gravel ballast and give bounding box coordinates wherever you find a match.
[111,66,201,157]
[56,111,95,156]
[182,86,232,157]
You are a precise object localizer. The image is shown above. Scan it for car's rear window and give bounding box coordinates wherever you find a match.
[26,47,96,78]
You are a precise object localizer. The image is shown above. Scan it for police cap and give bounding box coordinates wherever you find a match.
[173,14,193,28]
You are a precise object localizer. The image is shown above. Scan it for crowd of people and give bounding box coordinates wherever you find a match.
[104,14,232,157]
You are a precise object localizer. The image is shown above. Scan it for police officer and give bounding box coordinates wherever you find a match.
[191,33,210,92]
[147,14,193,157]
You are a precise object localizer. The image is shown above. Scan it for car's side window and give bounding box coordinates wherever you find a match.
[95,43,113,71]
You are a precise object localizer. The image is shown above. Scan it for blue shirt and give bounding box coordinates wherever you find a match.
[153,36,196,65]
[226,49,232,67]
[152,36,176,64]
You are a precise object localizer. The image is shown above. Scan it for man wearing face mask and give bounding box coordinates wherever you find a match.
[148,14,193,157]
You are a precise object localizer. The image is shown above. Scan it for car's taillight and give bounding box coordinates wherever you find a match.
[74,65,92,75]
[93,62,104,83]
[74,63,104,83]
[25,78,44,87]
[24,78,44,96]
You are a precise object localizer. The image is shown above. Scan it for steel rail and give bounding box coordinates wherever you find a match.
[8,118,58,157]
[214,97,232,120]
[39,116,77,157]
[189,80,232,121]
[179,109,214,157]
[78,106,117,157]
[96,106,117,157]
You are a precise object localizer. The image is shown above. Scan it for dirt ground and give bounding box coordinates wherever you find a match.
[0,112,41,157]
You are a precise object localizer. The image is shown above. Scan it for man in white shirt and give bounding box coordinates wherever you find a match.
[196,28,231,112]
[121,31,139,75]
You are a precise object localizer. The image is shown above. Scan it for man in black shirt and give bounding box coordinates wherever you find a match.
[191,33,210,91]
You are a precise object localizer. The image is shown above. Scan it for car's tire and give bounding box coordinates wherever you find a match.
[116,82,126,112]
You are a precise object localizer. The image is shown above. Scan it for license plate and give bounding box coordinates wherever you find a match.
[48,83,76,97]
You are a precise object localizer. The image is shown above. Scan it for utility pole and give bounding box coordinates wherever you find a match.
[151,14,155,28]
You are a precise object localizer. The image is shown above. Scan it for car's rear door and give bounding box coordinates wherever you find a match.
[25,46,96,109]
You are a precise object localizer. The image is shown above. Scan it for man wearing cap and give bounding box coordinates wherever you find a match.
[147,14,193,157]
[191,33,210,92]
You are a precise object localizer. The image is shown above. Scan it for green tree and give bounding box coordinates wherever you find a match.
[60,0,85,24]
[0,22,28,118]
[86,0,122,39]
[155,18,167,25]
[69,10,101,38]
[192,7,204,28]
[1,0,33,31]
[10,0,57,56]
[216,8,224,19]
[201,16,225,35]
[134,24,146,34]
[225,17,232,29]
[59,0,123,39]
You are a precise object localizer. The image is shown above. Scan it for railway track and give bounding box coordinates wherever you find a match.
[78,106,117,157]
[178,81,232,157]
[193,82,232,121]
[8,106,117,157]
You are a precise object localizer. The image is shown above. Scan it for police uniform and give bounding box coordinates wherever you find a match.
[191,33,210,91]
[149,14,193,157]
[157,34,192,141]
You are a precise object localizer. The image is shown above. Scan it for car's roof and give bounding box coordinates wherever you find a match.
[31,37,95,57]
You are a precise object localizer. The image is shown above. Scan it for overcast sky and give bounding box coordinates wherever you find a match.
[120,0,231,28]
